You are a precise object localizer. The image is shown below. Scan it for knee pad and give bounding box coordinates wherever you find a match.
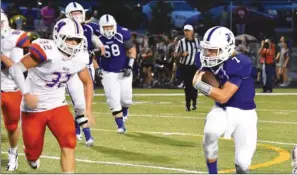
[75,115,88,126]
[235,164,249,174]
[59,132,76,149]
[203,132,219,160]
[5,121,18,132]
[112,110,122,116]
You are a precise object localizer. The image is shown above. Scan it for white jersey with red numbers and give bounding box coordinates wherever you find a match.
[1,29,30,91]
[21,38,89,112]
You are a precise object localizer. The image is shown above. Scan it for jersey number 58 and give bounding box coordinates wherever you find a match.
[104,44,120,58]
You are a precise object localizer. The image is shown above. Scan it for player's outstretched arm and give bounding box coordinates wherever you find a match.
[1,54,15,70]
[193,71,239,104]
[78,67,95,125]
[91,34,105,56]
[8,54,39,108]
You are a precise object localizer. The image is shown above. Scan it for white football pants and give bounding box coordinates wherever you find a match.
[101,71,133,112]
[66,63,95,111]
[203,106,258,170]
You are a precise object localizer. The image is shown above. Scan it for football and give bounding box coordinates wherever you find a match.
[202,71,220,88]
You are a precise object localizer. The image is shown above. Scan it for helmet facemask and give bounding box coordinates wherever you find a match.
[200,43,231,68]
[53,19,86,59]
[56,34,85,58]
[102,25,115,39]
[70,10,84,23]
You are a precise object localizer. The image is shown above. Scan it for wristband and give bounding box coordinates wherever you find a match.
[194,81,212,96]
[128,58,135,67]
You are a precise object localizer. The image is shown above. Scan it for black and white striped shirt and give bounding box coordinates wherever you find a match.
[175,38,200,66]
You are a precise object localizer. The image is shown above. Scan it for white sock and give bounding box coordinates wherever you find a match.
[9,147,17,154]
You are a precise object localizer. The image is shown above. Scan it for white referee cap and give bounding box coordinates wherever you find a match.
[183,24,194,31]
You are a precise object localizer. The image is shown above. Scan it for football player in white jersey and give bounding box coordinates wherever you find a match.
[0,10,31,171]
[8,18,95,173]
[64,2,105,145]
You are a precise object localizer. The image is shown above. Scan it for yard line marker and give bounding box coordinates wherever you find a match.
[0,152,205,174]
[91,128,296,146]
[67,92,297,97]
[93,112,297,125]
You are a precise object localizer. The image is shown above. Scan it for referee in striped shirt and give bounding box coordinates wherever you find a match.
[174,24,200,111]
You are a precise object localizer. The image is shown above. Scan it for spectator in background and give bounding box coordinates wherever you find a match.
[85,10,93,23]
[275,41,290,87]
[220,5,229,27]
[141,36,156,88]
[40,0,57,38]
[258,39,276,93]
[236,36,250,55]
[24,4,35,30]
[166,36,177,85]
[233,6,248,35]
[90,10,100,24]
[5,0,21,20]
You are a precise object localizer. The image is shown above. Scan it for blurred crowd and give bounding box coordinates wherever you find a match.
[2,0,294,89]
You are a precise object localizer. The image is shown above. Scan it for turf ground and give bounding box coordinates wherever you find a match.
[1,88,297,173]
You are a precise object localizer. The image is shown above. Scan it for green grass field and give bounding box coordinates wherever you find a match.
[1,88,297,173]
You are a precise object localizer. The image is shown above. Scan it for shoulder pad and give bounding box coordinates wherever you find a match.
[117,25,131,41]
[30,39,59,62]
[224,54,252,77]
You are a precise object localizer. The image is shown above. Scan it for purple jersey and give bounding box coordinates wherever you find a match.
[98,25,131,72]
[82,22,100,65]
[195,52,256,110]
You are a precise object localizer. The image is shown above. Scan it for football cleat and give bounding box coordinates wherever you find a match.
[117,127,126,134]
[6,150,18,171]
[86,137,94,147]
[28,159,40,169]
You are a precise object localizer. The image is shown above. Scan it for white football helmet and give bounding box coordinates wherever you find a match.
[99,14,117,39]
[65,2,86,23]
[1,10,10,38]
[200,26,235,68]
[53,18,86,58]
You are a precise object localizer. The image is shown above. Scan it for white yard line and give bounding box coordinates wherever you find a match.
[93,112,297,125]
[91,128,296,146]
[1,152,205,173]
[67,92,297,97]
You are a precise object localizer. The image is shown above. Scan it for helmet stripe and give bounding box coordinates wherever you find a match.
[106,15,109,22]
[56,21,66,32]
[206,26,220,41]
[73,19,80,34]
[73,2,77,8]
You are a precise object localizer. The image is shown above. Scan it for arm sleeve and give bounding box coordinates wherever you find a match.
[124,39,134,50]
[8,62,28,95]
[91,34,103,48]
[16,32,30,48]
[29,43,48,63]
